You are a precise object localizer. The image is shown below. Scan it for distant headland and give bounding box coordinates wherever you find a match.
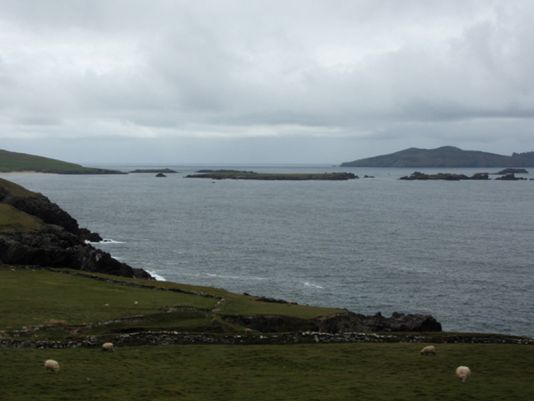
[0,149,124,174]
[340,146,534,168]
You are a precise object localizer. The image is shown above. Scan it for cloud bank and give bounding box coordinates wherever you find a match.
[0,0,533,162]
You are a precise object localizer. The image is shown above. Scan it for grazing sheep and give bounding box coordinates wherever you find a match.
[101,342,114,352]
[455,366,471,382]
[44,359,60,372]
[420,345,436,355]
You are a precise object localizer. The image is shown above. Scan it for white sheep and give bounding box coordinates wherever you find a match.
[420,345,436,355]
[455,366,471,382]
[44,359,60,372]
[101,342,114,352]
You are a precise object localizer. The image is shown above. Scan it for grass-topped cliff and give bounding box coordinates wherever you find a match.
[341,146,534,167]
[0,177,149,278]
[0,149,123,174]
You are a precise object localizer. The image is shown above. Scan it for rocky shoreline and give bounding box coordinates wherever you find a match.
[0,178,151,279]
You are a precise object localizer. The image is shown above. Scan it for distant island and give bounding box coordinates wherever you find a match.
[187,170,357,180]
[341,146,534,167]
[0,149,124,174]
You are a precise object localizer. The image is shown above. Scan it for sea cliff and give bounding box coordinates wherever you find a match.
[0,178,150,279]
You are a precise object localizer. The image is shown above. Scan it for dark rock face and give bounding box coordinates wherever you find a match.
[224,311,442,333]
[78,228,103,242]
[0,180,150,279]
[0,228,150,279]
[0,188,102,241]
[315,311,442,333]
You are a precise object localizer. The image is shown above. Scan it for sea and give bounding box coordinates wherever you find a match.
[2,166,533,337]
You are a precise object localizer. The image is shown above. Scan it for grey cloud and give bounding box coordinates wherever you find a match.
[0,0,533,162]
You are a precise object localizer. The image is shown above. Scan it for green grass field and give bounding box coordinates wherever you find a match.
[0,268,217,331]
[1,343,533,401]
[0,267,341,337]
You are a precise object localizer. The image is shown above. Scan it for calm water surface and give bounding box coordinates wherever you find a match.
[2,166,533,336]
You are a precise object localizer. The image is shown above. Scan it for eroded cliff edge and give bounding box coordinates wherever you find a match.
[0,178,151,279]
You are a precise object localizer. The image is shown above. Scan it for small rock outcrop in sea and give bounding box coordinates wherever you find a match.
[399,171,489,181]
[0,178,151,279]
[470,172,490,180]
[495,173,527,181]
[155,173,167,177]
[130,168,177,174]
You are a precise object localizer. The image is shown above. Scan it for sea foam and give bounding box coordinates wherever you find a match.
[147,270,167,281]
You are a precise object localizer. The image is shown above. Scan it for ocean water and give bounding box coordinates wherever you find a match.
[2,166,533,336]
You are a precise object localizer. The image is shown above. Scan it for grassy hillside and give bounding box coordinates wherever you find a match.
[0,149,122,174]
[1,343,533,401]
[0,267,341,337]
[0,177,37,197]
[341,146,534,167]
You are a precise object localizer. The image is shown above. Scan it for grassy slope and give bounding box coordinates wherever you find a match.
[0,204,42,232]
[69,270,341,318]
[0,177,37,197]
[0,268,217,331]
[1,344,533,401]
[0,267,341,335]
[0,149,118,173]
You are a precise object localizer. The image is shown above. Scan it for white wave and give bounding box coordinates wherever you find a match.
[99,239,125,244]
[147,270,167,281]
[303,281,324,289]
[202,272,267,281]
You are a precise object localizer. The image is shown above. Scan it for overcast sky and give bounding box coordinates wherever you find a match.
[0,0,533,164]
